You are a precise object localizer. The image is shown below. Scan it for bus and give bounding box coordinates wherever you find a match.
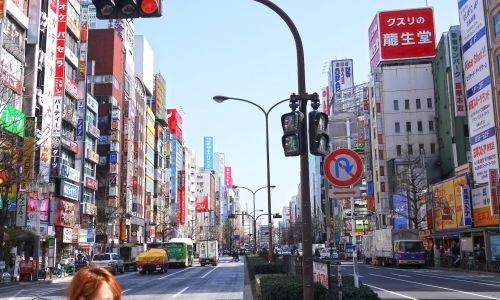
[147,238,194,267]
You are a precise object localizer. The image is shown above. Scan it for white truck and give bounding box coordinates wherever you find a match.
[372,228,426,267]
[199,240,219,267]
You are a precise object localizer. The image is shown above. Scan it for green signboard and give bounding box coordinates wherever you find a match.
[0,104,25,137]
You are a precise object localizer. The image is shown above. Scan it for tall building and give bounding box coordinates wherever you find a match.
[433,26,470,179]
[167,109,184,234]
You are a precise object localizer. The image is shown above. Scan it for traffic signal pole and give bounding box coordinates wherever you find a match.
[253,1,313,299]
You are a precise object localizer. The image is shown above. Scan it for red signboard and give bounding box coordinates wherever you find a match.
[177,170,186,224]
[489,169,499,216]
[54,0,67,97]
[86,177,98,190]
[377,7,436,62]
[323,149,363,187]
[195,197,209,211]
[54,198,78,227]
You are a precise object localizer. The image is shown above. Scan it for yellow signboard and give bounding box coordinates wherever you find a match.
[432,174,467,231]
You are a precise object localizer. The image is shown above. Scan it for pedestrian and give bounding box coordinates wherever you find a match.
[67,266,122,300]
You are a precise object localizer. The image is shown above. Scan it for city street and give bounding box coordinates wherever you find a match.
[0,256,245,300]
[339,262,500,300]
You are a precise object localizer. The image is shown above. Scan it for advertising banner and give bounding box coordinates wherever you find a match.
[224,167,232,188]
[471,186,499,227]
[490,235,500,261]
[54,198,79,227]
[377,8,436,61]
[459,0,499,184]
[368,14,381,72]
[204,136,214,170]
[313,261,329,288]
[22,117,35,184]
[431,174,467,231]
[448,28,466,116]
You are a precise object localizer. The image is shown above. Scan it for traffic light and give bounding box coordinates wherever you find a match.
[281,111,305,157]
[309,110,329,156]
[92,0,162,19]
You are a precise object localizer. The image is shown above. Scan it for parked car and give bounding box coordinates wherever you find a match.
[91,253,125,275]
[320,247,339,260]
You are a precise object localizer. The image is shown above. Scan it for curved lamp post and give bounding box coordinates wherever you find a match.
[214,95,287,262]
[233,184,273,252]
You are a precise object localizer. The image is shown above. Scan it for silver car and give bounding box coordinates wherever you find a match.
[91,253,125,274]
[320,247,339,259]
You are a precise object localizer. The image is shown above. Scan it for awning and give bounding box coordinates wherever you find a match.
[428,229,460,239]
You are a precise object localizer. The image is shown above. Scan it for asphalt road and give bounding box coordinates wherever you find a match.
[0,256,245,300]
[338,261,500,300]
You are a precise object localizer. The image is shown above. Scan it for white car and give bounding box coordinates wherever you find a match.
[91,253,125,275]
[320,247,339,259]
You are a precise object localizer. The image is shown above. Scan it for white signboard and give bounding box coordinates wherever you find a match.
[459,0,499,183]
[313,261,329,288]
[448,28,466,117]
[16,192,27,227]
[63,228,73,243]
[330,59,354,95]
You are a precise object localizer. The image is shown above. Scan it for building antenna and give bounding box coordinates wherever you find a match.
[426,0,428,7]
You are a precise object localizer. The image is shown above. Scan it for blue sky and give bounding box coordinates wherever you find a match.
[134,0,460,223]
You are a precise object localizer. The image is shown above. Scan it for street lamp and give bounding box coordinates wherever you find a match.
[217,1,313,297]
[243,209,263,253]
[253,212,282,249]
[214,95,287,262]
[233,184,273,253]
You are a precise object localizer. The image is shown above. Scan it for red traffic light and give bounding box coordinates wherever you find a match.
[141,0,161,17]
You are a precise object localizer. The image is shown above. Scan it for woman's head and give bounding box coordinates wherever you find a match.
[67,266,121,300]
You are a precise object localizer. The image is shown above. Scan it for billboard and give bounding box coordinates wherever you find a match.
[177,170,186,225]
[459,0,499,184]
[153,73,166,120]
[329,59,353,95]
[369,7,436,71]
[195,196,209,211]
[471,185,498,227]
[392,192,408,229]
[431,174,468,231]
[448,27,466,117]
[204,136,214,170]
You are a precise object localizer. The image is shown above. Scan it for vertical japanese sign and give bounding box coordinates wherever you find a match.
[330,59,354,95]
[489,169,499,216]
[321,87,330,116]
[377,8,436,61]
[461,186,472,226]
[224,167,232,188]
[51,0,67,177]
[459,0,499,184]
[39,0,59,182]
[16,192,27,227]
[22,117,35,185]
[177,170,186,224]
[204,136,213,170]
[368,14,381,72]
[448,27,466,117]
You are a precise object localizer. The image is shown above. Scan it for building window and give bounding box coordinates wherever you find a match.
[429,120,434,131]
[431,143,436,154]
[380,165,385,176]
[84,161,95,177]
[405,99,410,110]
[419,144,425,154]
[416,98,421,109]
[393,100,399,110]
[380,182,386,193]
[83,188,95,204]
[427,97,433,108]
[378,133,383,144]
[408,144,413,155]
[406,122,412,132]
[395,122,400,133]
[376,102,381,113]
[396,145,402,157]
[495,13,500,36]
[497,55,500,75]
[417,121,423,132]
[378,149,384,160]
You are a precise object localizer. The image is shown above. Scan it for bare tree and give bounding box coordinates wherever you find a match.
[155,202,172,242]
[388,143,429,230]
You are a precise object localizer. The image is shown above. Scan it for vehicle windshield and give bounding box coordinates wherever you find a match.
[166,243,184,249]
[93,254,110,261]
[400,241,425,252]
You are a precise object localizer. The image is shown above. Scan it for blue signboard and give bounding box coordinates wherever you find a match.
[77,119,84,137]
[87,228,95,243]
[233,235,240,241]
[60,180,80,201]
[204,136,213,170]
[461,186,472,226]
[109,152,118,164]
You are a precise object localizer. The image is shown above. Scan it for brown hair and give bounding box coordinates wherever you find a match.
[67,267,122,300]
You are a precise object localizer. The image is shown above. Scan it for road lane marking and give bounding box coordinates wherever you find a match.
[8,289,24,300]
[390,273,412,278]
[172,286,189,298]
[201,266,218,278]
[409,272,500,287]
[157,268,191,280]
[364,283,419,300]
[368,273,500,300]
[123,289,132,293]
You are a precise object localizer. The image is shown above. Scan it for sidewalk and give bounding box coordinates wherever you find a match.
[0,274,74,288]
